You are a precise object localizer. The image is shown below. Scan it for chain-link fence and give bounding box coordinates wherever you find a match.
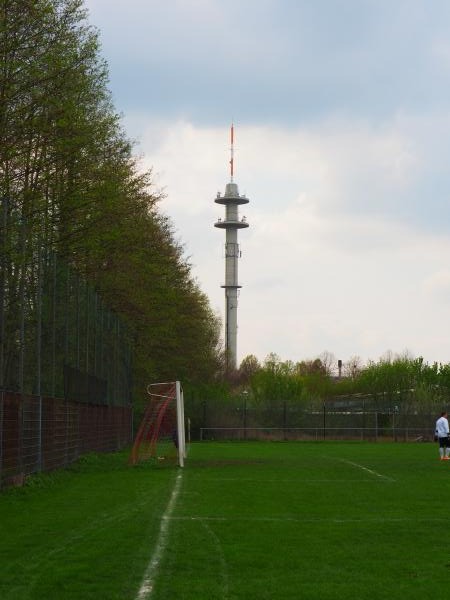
[0,390,132,488]
[0,197,132,404]
[195,400,437,442]
[0,197,133,487]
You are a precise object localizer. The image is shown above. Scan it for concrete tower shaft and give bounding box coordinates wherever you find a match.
[214,128,249,371]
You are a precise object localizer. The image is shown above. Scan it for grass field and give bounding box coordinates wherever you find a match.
[1,441,450,599]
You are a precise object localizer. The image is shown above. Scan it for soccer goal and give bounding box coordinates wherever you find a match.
[129,381,186,467]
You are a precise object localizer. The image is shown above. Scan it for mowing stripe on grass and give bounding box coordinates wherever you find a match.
[200,519,229,599]
[332,457,396,482]
[136,471,183,600]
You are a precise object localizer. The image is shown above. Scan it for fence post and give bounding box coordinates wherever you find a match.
[76,272,80,369]
[0,197,7,390]
[18,217,25,476]
[392,408,397,442]
[362,398,365,441]
[85,280,90,378]
[36,244,43,472]
[0,390,3,489]
[201,400,206,427]
[243,392,248,440]
[19,216,26,394]
[51,253,57,397]
[64,264,68,370]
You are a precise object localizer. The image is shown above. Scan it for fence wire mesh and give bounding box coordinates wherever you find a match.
[0,196,133,488]
[195,401,437,443]
[0,391,132,488]
[0,196,132,404]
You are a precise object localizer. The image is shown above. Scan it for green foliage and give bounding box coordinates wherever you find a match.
[240,353,334,410]
[183,380,233,429]
[236,351,450,415]
[316,353,450,414]
[342,354,450,411]
[0,0,223,399]
[237,354,261,385]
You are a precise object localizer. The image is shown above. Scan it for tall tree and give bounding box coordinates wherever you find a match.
[0,0,223,399]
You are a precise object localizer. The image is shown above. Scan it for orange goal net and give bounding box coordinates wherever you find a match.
[129,381,186,467]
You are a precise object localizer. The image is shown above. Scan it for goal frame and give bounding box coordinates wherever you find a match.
[130,380,186,467]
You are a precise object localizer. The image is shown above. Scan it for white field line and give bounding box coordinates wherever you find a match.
[331,458,396,482]
[188,478,392,483]
[136,471,183,600]
[166,515,450,524]
[3,495,154,598]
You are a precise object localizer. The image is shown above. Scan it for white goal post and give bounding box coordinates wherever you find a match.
[176,381,187,467]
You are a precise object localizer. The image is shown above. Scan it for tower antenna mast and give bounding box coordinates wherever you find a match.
[230,123,234,182]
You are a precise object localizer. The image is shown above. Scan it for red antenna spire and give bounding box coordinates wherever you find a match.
[230,123,234,182]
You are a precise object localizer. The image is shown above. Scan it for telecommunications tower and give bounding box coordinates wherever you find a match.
[214,124,249,371]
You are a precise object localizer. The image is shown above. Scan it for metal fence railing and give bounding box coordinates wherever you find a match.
[192,402,437,443]
[199,426,432,442]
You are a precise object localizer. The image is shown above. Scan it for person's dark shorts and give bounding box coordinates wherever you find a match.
[439,436,450,448]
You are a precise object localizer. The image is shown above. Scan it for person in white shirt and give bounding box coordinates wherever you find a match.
[435,412,450,460]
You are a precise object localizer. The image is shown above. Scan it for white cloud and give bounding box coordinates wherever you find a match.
[127,118,450,366]
[83,0,450,366]
[423,270,450,303]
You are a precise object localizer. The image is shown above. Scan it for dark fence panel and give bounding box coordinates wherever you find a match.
[194,401,437,443]
[0,390,132,489]
[199,426,433,442]
[0,205,132,407]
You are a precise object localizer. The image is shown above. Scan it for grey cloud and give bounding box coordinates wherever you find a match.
[87,0,450,124]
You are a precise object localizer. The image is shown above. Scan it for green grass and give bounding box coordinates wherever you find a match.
[1,442,450,599]
[0,452,178,600]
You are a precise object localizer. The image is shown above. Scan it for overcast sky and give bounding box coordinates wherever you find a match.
[84,0,450,368]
